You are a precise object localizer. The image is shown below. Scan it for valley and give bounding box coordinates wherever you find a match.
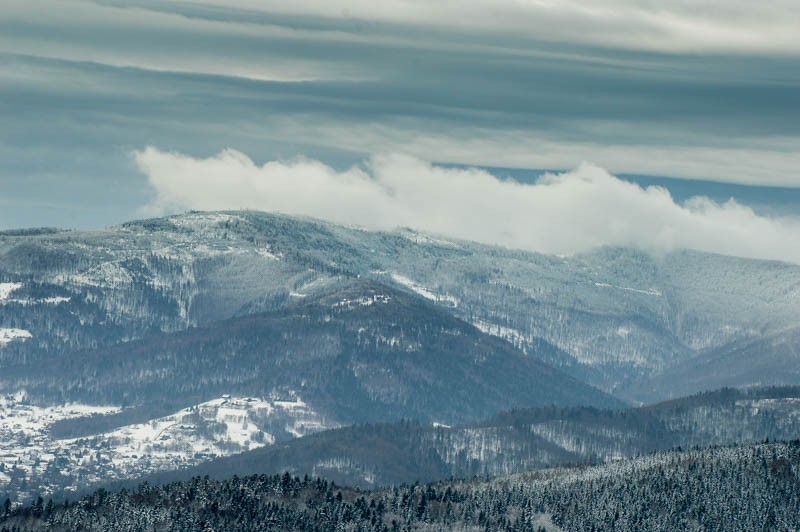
[1,210,799,504]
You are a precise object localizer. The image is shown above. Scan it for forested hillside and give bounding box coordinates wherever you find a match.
[2,280,615,419]
[3,210,800,402]
[138,386,800,488]
[3,441,798,531]
[3,210,800,503]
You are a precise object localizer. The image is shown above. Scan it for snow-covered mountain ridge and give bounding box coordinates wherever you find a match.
[1,210,798,401]
[1,209,799,501]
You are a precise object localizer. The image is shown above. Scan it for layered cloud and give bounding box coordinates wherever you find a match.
[135,147,800,263]
[206,0,800,55]
[3,1,800,230]
[16,0,792,56]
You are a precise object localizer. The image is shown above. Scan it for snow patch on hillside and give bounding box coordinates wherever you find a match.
[43,296,71,304]
[616,326,632,338]
[398,229,460,249]
[333,294,391,309]
[472,319,529,352]
[390,273,459,307]
[274,397,331,438]
[2,296,71,307]
[737,397,800,418]
[55,261,135,288]
[255,246,282,261]
[0,283,22,301]
[0,328,32,346]
[79,397,278,465]
[594,282,662,297]
[169,212,244,231]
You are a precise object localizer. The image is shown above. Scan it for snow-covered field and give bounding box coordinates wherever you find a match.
[0,282,70,307]
[0,392,334,499]
[0,328,32,346]
[0,394,120,487]
[0,283,23,302]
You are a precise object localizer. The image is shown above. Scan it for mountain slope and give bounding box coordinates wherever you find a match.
[3,280,617,421]
[0,280,618,501]
[632,328,800,399]
[3,210,799,402]
[130,386,800,489]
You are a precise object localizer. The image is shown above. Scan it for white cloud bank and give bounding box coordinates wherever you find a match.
[135,147,800,264]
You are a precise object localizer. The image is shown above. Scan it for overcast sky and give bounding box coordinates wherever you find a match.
[1,0,799,261]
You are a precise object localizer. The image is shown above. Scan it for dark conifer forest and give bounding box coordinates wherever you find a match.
[2,441,798,531]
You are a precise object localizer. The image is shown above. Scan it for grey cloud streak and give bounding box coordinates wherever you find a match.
[95,0,800,55]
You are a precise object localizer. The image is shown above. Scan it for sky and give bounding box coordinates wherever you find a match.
[1,0,799,261]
